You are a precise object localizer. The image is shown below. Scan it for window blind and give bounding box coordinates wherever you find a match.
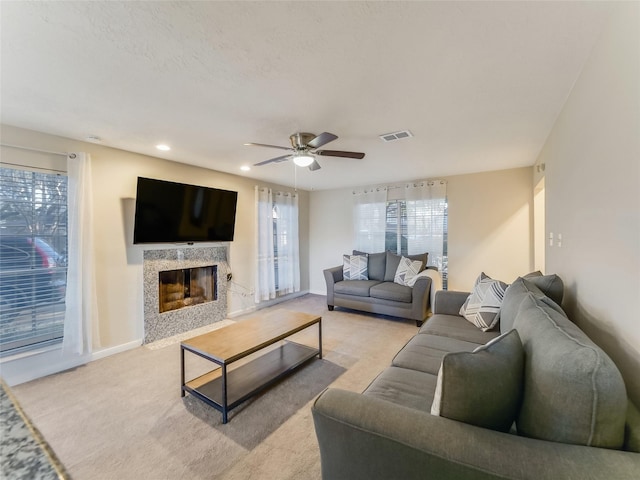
[0,166,68,353]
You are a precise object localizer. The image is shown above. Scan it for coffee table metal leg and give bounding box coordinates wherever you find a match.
[222,364,228,424]
[180,347,185,397]
[318,320,323,359]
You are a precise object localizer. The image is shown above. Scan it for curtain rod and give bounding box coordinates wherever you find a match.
[0,143,71,158]
[0,161,67,174]
[353,179,447,194]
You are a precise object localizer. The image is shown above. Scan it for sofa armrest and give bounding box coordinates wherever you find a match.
[410,275,432,321]
[432,290,470,316]
[312,388,640,480]
[323,266,343,307]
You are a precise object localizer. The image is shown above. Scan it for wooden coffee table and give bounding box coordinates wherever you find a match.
[180,309,322,423]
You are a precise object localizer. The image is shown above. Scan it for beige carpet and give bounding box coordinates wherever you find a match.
[12,294,417,480]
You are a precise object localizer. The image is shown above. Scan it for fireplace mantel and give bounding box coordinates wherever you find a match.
[143,247,228,344]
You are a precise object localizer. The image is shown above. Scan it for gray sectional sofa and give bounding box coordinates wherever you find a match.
[324,251,437,327]
[312,274,640,479]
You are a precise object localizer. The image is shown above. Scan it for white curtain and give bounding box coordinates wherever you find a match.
[353,187,387,253]
[255,186,300,302]
[274,191,300,295]
[404,180,447,270]
[63,152,100,355]
[255,186,275,302]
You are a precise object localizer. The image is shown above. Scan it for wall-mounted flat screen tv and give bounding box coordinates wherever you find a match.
[133,177,238,244]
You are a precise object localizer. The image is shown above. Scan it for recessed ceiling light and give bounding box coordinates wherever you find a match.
[240,165,250,172]
[156,144,171,151]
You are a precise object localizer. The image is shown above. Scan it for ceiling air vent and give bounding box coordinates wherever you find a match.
[379,130,413,142]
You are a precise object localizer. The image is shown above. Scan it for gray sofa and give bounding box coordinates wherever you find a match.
[312,274,640,479]
[324,251,437,327]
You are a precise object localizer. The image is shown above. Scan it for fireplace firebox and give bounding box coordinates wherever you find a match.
[158,265,217,313]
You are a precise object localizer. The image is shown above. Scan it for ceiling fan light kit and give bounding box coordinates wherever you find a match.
[246,132,365,171]
[293,154,315,167]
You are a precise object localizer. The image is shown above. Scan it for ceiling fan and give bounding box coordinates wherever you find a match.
[245,132,365,171]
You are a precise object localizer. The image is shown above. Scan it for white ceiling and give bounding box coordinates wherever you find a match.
[1,1,613,191]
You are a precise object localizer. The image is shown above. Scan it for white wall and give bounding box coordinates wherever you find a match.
[537,2,640,405]
[1,125,309,383]
[309,167,533,294]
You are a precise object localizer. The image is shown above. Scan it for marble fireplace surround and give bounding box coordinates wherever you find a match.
[143,246,228,344]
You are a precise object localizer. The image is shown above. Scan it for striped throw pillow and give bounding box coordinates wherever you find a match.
[394,256,423,286]
[459,272,508,331]
[343,254,368,280]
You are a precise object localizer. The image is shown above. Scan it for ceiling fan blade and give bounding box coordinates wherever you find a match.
[307,132,338,149]
[315,149,365,159]
[254,154,291,166]
[308,159,321,171]
[245,142,293,151]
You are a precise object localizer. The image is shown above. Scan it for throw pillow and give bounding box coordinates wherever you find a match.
[500,277,565,334]
[394,256,423,286]
[459,272,508,331]
[353,250,386,281]
[384,252,428,282]
[524,273,564,305]
[430,329,524,432]
[342,254,368,280]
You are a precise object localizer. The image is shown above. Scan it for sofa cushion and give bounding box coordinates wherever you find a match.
[523,271,564,305]
[459,272,508,331]
[500,277,564,334]
[363,366,437,413]
[515,293,627,448]
[384,252,428,282]
[334,280,381,297]
[343,254,369,280]
[394,256,423,286]
[392,333,482,375]
[370,282,412,303]
[419,314,501,345]
[431,329,524,432]
[353,250,386,281]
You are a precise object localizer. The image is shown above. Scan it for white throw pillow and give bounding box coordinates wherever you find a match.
[342,254,368,280]
[459,272,508,331]
[394,256,423,286]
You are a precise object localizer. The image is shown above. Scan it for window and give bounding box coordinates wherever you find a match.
[354,181,448,289]
[255,187,300,302]
[0,167,68,354]
[385,199,448,289]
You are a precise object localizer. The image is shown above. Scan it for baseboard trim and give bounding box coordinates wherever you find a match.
[308,289,326,296]
[91,340,142,361]
[255,290,309,309]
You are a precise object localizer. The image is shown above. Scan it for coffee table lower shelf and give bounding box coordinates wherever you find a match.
[183,341,319,421]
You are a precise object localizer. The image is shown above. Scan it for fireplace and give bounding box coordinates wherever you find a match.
[143,247,228,344]
[158,265,217,313]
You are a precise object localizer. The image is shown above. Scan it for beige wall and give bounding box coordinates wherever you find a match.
[0,125,310,350]
[536,2,640,405]
[446,168,533,289]
[308,167,533,294]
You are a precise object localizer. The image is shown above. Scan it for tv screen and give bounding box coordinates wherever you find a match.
[133,177,238,244]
